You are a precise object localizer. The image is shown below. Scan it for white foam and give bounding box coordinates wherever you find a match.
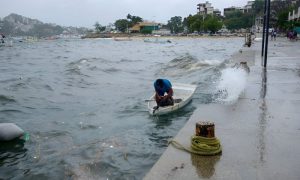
[216,67,248,103]
[187,59,222,71]
[201,59,223,66]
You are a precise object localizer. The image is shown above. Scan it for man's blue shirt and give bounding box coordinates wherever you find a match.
[154,79,172,96]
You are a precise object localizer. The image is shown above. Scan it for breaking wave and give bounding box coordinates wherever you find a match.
[0,95,16,105]
[159,53,222,76]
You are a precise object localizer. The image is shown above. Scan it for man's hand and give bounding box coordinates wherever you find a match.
[162,95,168,100]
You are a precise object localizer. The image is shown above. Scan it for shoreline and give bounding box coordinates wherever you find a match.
[81,33,247,39]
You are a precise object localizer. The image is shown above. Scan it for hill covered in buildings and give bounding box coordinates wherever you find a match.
[0,13,89,37]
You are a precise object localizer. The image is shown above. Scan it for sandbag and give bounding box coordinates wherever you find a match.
[0,123,24,141]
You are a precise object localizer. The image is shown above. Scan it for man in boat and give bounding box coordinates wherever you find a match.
[154,79,174,107]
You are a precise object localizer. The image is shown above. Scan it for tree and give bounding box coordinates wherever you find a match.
[167,16,184,34]
[203,15,222,33]
[94,22,105,33]
[252,0,264,15]
[184,14,204,33]
[114,19,130,33]
[224,10,253,30]
[126,14,143,27]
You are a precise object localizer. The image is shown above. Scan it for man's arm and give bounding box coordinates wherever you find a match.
[165,87,173,98]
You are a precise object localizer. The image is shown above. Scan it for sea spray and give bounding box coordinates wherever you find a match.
[216,67,248,103]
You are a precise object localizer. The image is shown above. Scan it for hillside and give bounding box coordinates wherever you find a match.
[0,13,89,37]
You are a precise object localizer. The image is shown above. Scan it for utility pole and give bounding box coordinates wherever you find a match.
[261,0,267,57]
[263,0,271,68]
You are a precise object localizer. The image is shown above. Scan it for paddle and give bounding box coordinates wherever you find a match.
[144,99,155,102]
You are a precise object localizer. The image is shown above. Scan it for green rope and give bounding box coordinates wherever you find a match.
[169,135,222,156]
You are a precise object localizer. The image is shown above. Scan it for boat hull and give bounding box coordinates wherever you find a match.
[147,83,197,116]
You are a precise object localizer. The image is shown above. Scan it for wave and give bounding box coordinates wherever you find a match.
[102,67,121,73]
[66,57,117,75]
[119,58,142,63]
[0,109,23,113]
[159,53,222,76]
[0,95,16,105]
[0,77,23,83]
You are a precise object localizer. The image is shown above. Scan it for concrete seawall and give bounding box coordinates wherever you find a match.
[144,38,300,180]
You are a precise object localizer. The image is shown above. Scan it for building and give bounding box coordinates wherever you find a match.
[213,9,221,17]
[152,29,171,36]
[129,22,160,33]
[224,7,244,17]
[244,1,254,13]
[288,6,300,21]
[197,1,214,15]
[224,1,254,17]
[197,1,220,16]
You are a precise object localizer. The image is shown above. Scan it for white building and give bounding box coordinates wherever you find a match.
[224,1,254,17]
[197,1,217,16]
[288,6,300,21]
[244,1,254,13]
[152,29,171,36]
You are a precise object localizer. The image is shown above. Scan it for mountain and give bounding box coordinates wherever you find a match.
[0,13,89,37]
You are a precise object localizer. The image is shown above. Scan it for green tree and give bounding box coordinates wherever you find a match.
[203,15,222,33]
[114,19,130,33]
[252,0,264,15]
[94,22,105,33]
[126,14,143,27]
[224,10,253,30]
[167,16,184,34]
[184,14,204,33]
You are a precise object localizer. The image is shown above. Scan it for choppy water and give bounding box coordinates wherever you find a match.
[0,37,245,179]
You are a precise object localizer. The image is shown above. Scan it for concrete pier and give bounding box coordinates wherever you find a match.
[144,38,300,180]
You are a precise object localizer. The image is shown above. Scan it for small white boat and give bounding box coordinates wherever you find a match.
[147,83,197,116]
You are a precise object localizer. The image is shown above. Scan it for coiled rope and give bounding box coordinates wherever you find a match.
[169,135,222,156]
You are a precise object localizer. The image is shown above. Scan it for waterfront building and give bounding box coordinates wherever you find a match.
[224,6,244,17]
[197,1,221,16]
[224,1,254,17]
[197,1,220,16]
[244,1,254,13]
[152,29,171,36]
[288,6,300,22]
[213,9,222,17]
[130,22,160,33]
[197,1,214,15]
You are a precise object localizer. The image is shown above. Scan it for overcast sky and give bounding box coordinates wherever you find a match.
[1,0,249,28]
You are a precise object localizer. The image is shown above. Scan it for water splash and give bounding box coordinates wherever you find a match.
[215,67,248,103]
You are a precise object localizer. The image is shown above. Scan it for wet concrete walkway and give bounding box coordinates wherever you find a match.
[144,38,300,180]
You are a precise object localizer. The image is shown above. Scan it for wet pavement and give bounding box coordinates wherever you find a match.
[144,37,300,180]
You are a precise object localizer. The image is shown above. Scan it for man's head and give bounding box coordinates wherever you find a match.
[156,79,164,88]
